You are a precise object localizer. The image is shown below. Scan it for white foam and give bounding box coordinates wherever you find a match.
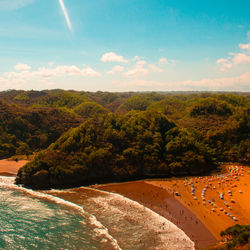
[84,186,195,250]
[0,177,121,250]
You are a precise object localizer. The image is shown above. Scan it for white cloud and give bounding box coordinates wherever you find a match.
[81,67,101,76]
[0,0,33,10]
[48,62,55,66]
[216,58,228,64]
[123,67,148,77]
[101,52,128,63]
[123,60,164,77]
[176,72,250,90]
[117,72,250,91]
[158,57,169,65]
[231,53,250,64]
[107,65,124,75]
[14,63,31,71]
[149,64,164,73]
[4,64,101,80]
[216,36,250,71]
[239,43,250,51]
[136,60,147,66]
[37,65,101,77]
[216,58,233,72]
[123,60,149,77]
[59,0,73,32]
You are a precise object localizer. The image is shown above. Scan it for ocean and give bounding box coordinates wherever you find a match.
[0,176,194,249]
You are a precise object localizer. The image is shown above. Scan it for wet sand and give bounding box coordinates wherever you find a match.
[1,159,249,249]
[96,181,217,249]
[0,159,29,176]
[97,165,250,249]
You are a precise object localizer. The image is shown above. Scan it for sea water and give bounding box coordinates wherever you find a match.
[0,176,194,249]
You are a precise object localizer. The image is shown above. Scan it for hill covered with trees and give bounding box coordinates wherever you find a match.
[16,110,215,188]
[0,90,249,188]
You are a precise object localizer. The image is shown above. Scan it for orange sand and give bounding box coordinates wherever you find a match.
[147,165,250,240]
[98,181,217,249]
[0,159,29,176]
[97,165,250,248]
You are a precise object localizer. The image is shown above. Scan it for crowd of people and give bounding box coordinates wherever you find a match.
[183,165,248,223]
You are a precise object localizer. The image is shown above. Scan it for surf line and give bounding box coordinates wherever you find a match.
[0,177,121,250]
[83,186,195,250]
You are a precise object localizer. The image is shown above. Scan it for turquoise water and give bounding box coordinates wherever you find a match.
[0,188,102,249]
[0,176,194,250]
[0,177,119,250]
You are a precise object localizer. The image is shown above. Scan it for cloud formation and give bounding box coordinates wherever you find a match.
[14,63,31,71]
[59,0,73,32]
[123,60,149,77]
[158,57,169,65]
[231,53,250,64]
[101,52,128,63]
[117,72,250,91]
[216,40,250,72]
[216,58,233,72]
[3,63,101,86]
[149,64,163,73]
[107,65,124,75]
[239,43,250,50]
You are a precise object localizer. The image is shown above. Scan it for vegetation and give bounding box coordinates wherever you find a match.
[0,99,83,158]
[220,224,250,249]
[73,102,109,118]
[16,110,215,188]
[0,90,249,188]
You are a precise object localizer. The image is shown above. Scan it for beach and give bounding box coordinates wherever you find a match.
[97,165,250,249]
[96,181,217,249]
[1,160,249,249]
[0,159,29,176]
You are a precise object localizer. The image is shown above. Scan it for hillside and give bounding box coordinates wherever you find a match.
[0,90,249,188]
[16,110,215,188]
[0,100,84,158]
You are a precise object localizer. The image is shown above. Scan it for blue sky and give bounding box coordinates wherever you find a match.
[0,0,249,91]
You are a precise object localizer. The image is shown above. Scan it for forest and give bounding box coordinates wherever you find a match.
[0,90,249,188]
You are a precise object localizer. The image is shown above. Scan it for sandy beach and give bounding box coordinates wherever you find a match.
[0,159,29,176]
[96,165,250,249]
[1,160,249,249]
[97,181,217,249]
[146,165,250,240]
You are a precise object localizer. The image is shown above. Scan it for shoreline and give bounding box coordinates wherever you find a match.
[95,165,250,249]
[1,160,249,249]
[95,180,217,249]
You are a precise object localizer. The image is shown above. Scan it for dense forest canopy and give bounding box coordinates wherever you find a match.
[0,90,249,188]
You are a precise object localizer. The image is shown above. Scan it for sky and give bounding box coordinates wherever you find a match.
[0,0,249,92]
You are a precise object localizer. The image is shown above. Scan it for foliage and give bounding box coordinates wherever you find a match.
[16,110,215,188]
[117,93,165,112]
[74,102,109,118]
[0,100,84,159]
[190,98,233,117]
[220,224,250,249]
[0,90,249,188]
